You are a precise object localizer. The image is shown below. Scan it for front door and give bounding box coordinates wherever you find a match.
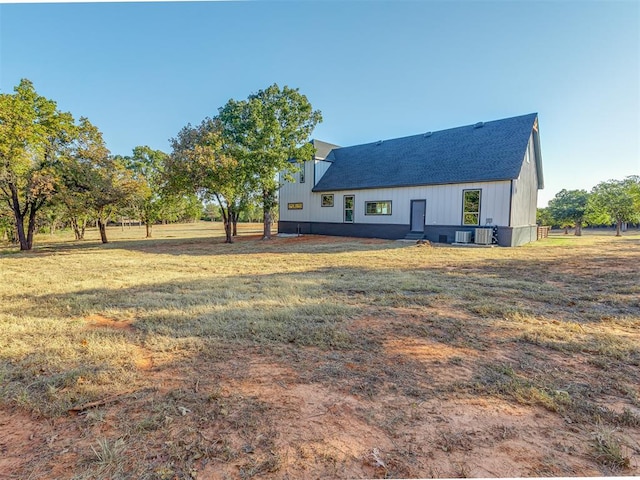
[410,200,426,232]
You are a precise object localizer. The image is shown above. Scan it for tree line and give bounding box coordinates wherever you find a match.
[1,79,321,250]
[537,177,640,236]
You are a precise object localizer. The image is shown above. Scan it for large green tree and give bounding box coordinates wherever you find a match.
[218,84,322,239]
[588,176,640,236]
[123,146,175,238]
[536,207,554,228]
[167,117,249,243]
[92,156,138,244]
[547,189,590,235]
[58,118,136,243]
[57,117,106,240]
[0,79,75,250]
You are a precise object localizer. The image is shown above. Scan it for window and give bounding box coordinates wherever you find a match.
[344,195,354,222]
[462,189,481,225]
[288,202,303,210]
[365,201,392,215]
[321,194,334,207]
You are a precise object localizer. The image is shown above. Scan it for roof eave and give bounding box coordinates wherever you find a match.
[312,178,514,193]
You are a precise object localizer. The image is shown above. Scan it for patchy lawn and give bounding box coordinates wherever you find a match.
[1,224,639,478]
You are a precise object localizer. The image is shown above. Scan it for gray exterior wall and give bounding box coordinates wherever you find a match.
[278,221,410,240]
[509,133,539,227]
[279,221,536,247]
[507,225,539,247]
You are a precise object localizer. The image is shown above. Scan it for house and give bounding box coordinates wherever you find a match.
[278,113,543,247]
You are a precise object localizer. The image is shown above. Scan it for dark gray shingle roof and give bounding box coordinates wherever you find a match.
[312,113,540,192]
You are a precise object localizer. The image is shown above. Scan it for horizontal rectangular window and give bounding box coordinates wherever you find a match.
[287,202,303,210]
[321,194,334,207]
[365,201,392,215]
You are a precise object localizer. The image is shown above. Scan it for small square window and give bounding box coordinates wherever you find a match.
[321,194,334,207]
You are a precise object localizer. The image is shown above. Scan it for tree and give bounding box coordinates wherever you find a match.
[172,193,203,223]
[92,156,138,244]
[0,79,75,250]
[58,118,136,244]
[123,146,175,238]
[218,84,322,239]
[202,201,222,222]
[57,117,104,240]
[167,117,249,243]
[40,200,67,236]
[588,177,640,236]
[547,189,590,235]
[0,201,16,243]
[536,207,554,227]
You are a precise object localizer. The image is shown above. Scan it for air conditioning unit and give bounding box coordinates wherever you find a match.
[455,231,471,243]
[475,228,492,245]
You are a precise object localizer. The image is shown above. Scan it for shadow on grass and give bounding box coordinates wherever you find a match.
[0,233,409,258]
[3,251,640,478]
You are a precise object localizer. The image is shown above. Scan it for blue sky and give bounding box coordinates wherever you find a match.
[1,0,638,207]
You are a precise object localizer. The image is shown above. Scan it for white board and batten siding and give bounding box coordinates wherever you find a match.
[510,133,539,227]
[280,169,513,228]
[314,160,332,184]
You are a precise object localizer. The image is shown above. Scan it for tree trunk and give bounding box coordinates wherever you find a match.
[232,212,239,236]
[262,189,275,240]
[98,218,108,243]
[221,208,233,244]
[25,207,37,250]
[575,221,582,236]
[563,226,569,235]
[224,219,233,243]
[9,185,30,250]
[15,214,28,250]
[145,222,152,238]
[616,219,622,237]
[71,217,84,240]
[72,217,86,240]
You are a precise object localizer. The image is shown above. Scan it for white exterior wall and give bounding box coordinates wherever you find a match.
[279,163,513,227]
[314,160,332,184]
[509,134,539,227]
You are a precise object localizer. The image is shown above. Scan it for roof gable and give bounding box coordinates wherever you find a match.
[312,113,539,192]
[312,139,340,160]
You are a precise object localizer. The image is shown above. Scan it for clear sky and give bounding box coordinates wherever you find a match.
[1,0,638,207]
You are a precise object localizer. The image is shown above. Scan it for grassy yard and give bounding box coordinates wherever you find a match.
[0,223,639,478]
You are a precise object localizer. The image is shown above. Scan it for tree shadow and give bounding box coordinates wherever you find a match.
[4,252,639,478]
[0,233,409,258]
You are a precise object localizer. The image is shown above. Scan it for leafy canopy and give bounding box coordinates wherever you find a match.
[218,83,322,192]
[548,189,590,227]
[0,78,75,249]
[587,176,640,235]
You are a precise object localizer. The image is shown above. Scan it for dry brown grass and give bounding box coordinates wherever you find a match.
[0,223,639,478]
